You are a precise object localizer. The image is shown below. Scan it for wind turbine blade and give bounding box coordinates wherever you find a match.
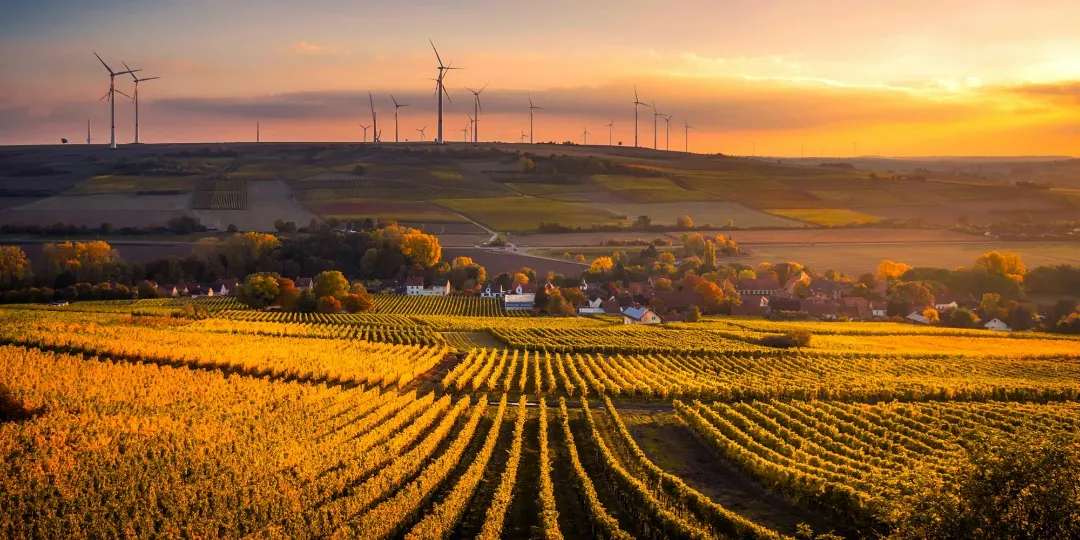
[137,76,161,82]
[99,89,112,102]
[122,61,139,81]
[94,52,113,74]
[429,39,444,67]
[114,88,133,100]
[477,99,483,114]
[442,85,452,104]
[479,82,488,93]
[465,87,476,94]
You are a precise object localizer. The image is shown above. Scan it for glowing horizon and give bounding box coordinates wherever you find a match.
[2,1,1079,156]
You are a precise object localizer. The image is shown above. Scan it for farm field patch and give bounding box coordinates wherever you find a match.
[765,208,880,226]
[310,199,468,222]
[435,196,629,231]
[597,201,804,227]
[68,175,200,195]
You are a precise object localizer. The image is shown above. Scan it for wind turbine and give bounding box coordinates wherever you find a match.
[684,120,693,153]
[86,119,92,145]
[606,119,614,146]
[368,92,380,143]
[122,62,159,144]
[633,85,650,148]
[528,94,543,144]
[93,52,139,149]
[519,130,527,143]
[651,102,664,150]
[662,113,674,151]
[416,126,427,142]
[429,40,460,144]
[359,124,371,143]
[582,126,591,145]
[390,95,409,143]
[460,122,470,142]
[466,83,486,143]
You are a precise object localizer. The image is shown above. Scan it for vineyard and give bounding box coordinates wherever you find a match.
[2,302,1079,537]
[193,177,248,210]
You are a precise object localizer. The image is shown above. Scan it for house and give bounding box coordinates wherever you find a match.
[934,293,973,312]
[601,298,623,314]
[731,294,769,316]
[508,282,537,296]
[783,271,811,294]
[480,282,505,298]
[769,297,804,313]
[406,277,426,296]
[213,279,238,296]
[504,293,535,310]
[905,307,932,325]
[984,317,1012,332]
[577,295,606,314]
[623,305,663,325]
[295,277,314,292]
[809,279,855,299]
[647,291,704,313]
[870,301,888,318]
[158,285,179,297]
[731,278,781,296]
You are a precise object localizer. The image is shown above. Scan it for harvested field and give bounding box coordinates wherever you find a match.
[435,196,628,231]
[0,193,192,228]
[594,201,802,227]
[442,247,587,276]
[765,208,879,225]
[192,180,317,232]
[680,227,983,244]
[310,199,467,222]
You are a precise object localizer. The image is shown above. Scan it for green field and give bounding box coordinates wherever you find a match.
[69,175,200,195]
[590,174,683,191]
[765,208,879,225]
[435,196,629,231]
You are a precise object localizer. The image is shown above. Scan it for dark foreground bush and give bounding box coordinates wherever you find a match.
[0,383,42,423]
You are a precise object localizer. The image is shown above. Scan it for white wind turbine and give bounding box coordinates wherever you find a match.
[368,92,380,143]
[429,40,460,144]
[633,85,650,148]
[651,102,664,150]
[528,94,543,144]
[466,83,486,143]
[663,112,674,151]
[359,124,370,143]
[684,119,693,153]
[122,62,159,144]
[93,52,139,149]
[390,95,408,143]
[460,122,470,142]
[606,119,614,146]
[416,126,427,142]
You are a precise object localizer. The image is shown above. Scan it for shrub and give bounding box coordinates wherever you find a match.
[759,329,812,348]
[684,305,701,322]
[316,295,342,314]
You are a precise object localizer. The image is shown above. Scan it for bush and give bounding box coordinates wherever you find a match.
[759,329,812,348]
[316,295,342,314]
[684,305,701,322]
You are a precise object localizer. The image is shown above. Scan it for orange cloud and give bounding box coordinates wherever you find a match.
[290,41,336,55]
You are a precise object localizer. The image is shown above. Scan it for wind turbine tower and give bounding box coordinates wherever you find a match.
[461,122,470,142]
[582,125,590,145]
[683,120,693,153]
[368,92,379,143]
[606,119,614,146]
[633,86,649,148]
[359,124,371,143]
[520,130,527,143]
[416,126,427,142]
[390,95,409,143]
[86,119,92,145]
[123,62,159,144]
[466,84,486,143]
[651,102,663,150]
[528,94,543,144]
[429,40,459,144]
[663,113,674,151]
[93,52,138,149]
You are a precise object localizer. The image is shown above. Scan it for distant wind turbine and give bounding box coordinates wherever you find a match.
[582,125,590,145]
[93,52,139,149]
[367,92,381,142]
[461,122,470,142]
[519,130,527,143]
[651,102,664,150]
[633,86,649,148]
[684,120,693,153]
[416,126,427,142]
[528,94,543,144]
[86,119,92,145]
[122,61,159,144]
[359,124,371,143]
[606,119,614,146]
[429,40,460,144]
[390,95,408,143]
[663,113,674,151]
[466,84,487,143]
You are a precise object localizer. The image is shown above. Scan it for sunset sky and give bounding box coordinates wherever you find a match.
[2,0,1079,155]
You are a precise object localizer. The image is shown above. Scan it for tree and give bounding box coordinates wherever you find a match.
[449,256,487,290]
[317,295,342,313]
[774,262,806,286]
[684,305,701,322]
[980,293,1001,318]
[695,280,740,314]
[574,254,586,263]
[340,292,374,313]
[136,280,159,299]
[0,246,30,287]
[544,290,576,316]
[42,241,118,283]
[313,270,350,300]
[1056,311,1080,334]
[683,233,706,257]
[590,256,614,275]
[276,277,301,311]
[359,248,379,277]
[652,277,674,291]
[945,307,980,328]
[922,307,940,325]
[974,251,1026,282]
[737,269,757,280]
[702,240,717,269]
[877,259,912,281]
[885,433,1080,539]
[400,230,442,267]
[238,272,282,309]
[634,215,652,229]
[676,215,694,229]
[892,281,935,307]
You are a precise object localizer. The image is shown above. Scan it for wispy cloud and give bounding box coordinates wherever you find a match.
[290,41,336,55]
